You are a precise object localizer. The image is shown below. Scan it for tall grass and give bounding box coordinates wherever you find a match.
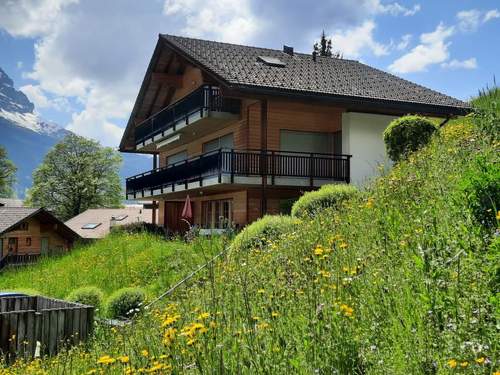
[1,92,499,374]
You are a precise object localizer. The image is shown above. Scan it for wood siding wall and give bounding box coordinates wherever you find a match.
[1,217,71,258]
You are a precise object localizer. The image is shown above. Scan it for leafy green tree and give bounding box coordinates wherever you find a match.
[313,30,342,58]
[0,145,17,198]
[26,134,123,220]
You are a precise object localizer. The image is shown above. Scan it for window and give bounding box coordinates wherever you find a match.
[280,130,335,154]
[203,133,234,153]
[81,223,101,229]
[257,56,286,67]
[17,222,29,231]
[26,237,31,246]
[167,150,188,166]
[202,199,233,229]
[112,215,128,221]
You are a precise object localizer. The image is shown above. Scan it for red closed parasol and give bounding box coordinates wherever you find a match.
[181,194,193,221]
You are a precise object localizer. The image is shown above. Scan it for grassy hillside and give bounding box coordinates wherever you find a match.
[0,232,220,300]
[1,92,499,374]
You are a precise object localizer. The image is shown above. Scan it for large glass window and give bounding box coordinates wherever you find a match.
[203,133,234,153]
[202,199,233,228]
[167,150,188,166]
[279,130,336,154]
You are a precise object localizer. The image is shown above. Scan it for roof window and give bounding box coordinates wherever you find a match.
[257,56,286,67]
[112,215,128,221]
[81,223,102,229]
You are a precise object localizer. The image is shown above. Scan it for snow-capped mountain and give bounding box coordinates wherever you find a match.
[0,67,151,198]
[0,67,70,139]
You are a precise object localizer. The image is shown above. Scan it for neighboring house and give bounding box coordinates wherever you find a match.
[65,206,152,239]
[119,35,470,233]
[0,207,80,268]
[0,198,25,207]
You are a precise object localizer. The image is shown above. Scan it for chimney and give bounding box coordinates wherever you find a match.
[283,45,294,56]
[312,51,317,62]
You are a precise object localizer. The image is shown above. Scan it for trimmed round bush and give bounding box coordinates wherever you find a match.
[231,215,298,252]
[66,286,104,308]
[291,184,359,218]
[107,287,146,318]
[383,115,437,161]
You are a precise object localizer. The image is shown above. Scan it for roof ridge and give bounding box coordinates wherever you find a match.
[160,34,361,62]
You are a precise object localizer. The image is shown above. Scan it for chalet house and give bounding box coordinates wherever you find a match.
[0,207,80,269]
[119,35,469,233]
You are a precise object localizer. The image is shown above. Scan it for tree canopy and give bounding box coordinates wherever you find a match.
[0,145,17,198]
[26,134,123,220]
[313,30,342,59]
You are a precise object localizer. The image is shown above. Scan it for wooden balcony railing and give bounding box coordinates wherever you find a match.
[0,253,41,271]
[126,149,351,197]
[135,85,241,145]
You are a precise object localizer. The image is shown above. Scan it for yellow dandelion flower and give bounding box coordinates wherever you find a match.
[475,357,485,365]
[271,311,279,318]
[197,312,210,320]
[97,355,116,365]
[460,361,469,368]
[447,359,457,369]
[118,355,129,364]
[141,350,149,357]
[314,245,324,256]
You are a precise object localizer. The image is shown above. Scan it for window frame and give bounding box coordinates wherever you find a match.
[201,199,233,229]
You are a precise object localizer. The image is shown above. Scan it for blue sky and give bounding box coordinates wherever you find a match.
[0,0,498,147]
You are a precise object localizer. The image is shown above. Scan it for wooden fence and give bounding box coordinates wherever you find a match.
[0,296,94,361]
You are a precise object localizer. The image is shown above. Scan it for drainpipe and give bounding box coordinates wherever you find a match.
[152,153,158,225]
[260,99,268,216]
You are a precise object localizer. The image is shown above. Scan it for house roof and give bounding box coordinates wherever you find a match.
[120,34,471,151]
[0,198,25,207]
[0,207,80,240]
[0,207,39,233]
[160,34,470,114]
[65,207,152,239]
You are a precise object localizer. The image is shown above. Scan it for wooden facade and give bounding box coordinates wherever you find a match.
[0,209,79,269]
[122,47,352,233]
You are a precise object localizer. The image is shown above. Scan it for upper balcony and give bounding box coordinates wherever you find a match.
[134,85,241,151]
[126,149,351,200]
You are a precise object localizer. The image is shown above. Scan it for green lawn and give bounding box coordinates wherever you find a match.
[0,232,220,300]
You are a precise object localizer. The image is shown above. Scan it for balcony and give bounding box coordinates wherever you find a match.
[135,85,241,150]
[126,149,351,200]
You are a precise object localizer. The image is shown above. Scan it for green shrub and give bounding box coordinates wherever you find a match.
[383,115,437,161]
[231,215,298,252]
[460,157,500,228]
[291,184,359,218]
[66,286,104,308]
[107,287,146,318]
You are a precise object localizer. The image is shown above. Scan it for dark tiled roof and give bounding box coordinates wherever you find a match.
[0,207,38,233]
[161,34,469,112]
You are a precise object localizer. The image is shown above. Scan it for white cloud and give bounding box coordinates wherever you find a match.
[163,0,259,44]
[457,8,500,32]
[0,0,77,37]
[329,20,389,59]
[377,2,421,16]
[20,84,71,112]
[396,34,412,50]
[484,9,500,22]
[388,23,454,73]
[441,58,477,70]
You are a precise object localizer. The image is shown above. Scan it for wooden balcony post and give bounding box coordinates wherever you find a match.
[218,149,222,183]
[309,153,314,187]
[230,149,235,184]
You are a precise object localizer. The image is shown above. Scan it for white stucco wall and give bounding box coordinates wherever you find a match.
[342,112,397,186]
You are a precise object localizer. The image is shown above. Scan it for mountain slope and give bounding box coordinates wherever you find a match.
[0,67,150,197]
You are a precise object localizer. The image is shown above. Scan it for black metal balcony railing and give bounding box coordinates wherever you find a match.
[126,149,351,197]
[135,85,241,145]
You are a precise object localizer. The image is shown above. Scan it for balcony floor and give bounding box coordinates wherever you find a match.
[127,174,344,200]
[136,111,239,152]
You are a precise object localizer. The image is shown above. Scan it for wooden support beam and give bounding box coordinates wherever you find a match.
[151,73,183,88]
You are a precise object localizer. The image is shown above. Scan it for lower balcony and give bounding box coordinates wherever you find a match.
[126,149,351,200]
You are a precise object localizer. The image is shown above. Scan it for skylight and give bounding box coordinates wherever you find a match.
[81,223,101,229]
[257,56,286,67]
[112,215,128,221]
